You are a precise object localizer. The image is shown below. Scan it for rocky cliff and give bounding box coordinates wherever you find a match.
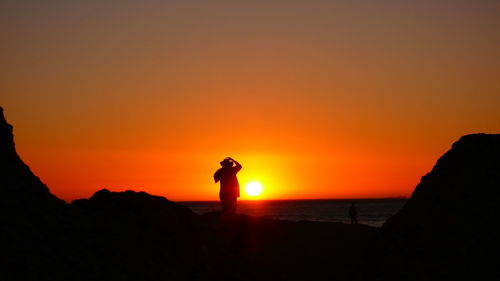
[381,133,500,280]
[0,107,64,213]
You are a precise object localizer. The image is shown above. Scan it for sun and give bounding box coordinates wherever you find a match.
[245,181,263,197]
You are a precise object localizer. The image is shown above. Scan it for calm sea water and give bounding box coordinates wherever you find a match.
[178,199,407,227]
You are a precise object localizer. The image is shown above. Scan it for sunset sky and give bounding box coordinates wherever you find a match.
[2,0,499,202]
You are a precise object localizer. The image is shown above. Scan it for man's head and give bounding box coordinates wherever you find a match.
[220,158,233,168]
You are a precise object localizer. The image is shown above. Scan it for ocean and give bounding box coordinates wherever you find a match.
[179,198,407,227]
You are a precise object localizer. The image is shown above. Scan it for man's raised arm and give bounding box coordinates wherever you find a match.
[228,157,242,172]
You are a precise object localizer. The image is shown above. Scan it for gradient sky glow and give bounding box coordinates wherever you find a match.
[2,0,499,201]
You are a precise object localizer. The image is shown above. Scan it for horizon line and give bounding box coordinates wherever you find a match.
[176,196,409,203]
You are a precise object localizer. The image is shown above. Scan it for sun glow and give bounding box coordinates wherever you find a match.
[245,181,263,197]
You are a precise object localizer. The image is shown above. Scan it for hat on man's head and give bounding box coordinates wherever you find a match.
[220,158,233,167]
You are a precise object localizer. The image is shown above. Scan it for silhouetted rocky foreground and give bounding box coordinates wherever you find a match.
[1,107,499,281]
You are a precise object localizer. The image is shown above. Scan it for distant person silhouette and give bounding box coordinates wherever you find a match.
[349,201,358,224]
[214,157,242,214]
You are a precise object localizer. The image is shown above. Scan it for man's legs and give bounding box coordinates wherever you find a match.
[229,197,237,214]
[220,195,229,213]
[221,196,236,214]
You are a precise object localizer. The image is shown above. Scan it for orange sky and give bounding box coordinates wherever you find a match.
[2,1,499,202]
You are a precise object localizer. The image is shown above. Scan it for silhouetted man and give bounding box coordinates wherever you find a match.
[349,201,358,224]
[214,157,242,214]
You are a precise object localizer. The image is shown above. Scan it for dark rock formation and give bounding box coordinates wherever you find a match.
[381,134,500,280]
[66,189,215,281]
[0,108,67,281]
[0,107,64,214]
